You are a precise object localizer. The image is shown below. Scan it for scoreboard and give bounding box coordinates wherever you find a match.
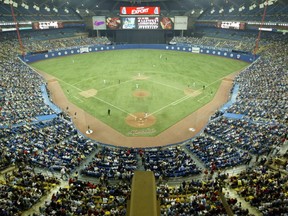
[137,17,159,29]
[217,21,246,30]
[103,16,174,30]
[92,6,186,31]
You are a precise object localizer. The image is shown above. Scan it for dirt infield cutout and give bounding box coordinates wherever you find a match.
[133,89,150,98]
[125,112,156,128]
[79,89,98,98]
[184,88,202,97]
[133,75,149,80]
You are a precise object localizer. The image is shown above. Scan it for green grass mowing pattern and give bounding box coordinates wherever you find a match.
[31,49,249,136]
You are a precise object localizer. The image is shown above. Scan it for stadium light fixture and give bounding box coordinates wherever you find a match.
[210,8,215,14]
[45,6,50,12]
[85,9,89,14]
[259,3,264,8]
[249,3,257,10]
[191,10,195,14]
[76,8,80,13]
[13,2,17,7]
[53,7,58,13]
[199,9,203,14]
[229,7,234,13]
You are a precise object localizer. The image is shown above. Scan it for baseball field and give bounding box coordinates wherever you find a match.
[31,49,248,136]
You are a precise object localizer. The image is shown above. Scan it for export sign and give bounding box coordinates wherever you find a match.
[120,6,160,15]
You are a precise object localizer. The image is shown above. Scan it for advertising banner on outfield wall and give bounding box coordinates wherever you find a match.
[174,16,188,30]
[92,16,106,30]
[192,47,200,53]
[80,47,89,53]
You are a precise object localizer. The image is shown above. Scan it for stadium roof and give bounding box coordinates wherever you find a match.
[4,0,287,14]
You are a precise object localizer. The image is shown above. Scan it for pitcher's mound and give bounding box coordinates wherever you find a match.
[133,90,150,98]
[126,112,156,128]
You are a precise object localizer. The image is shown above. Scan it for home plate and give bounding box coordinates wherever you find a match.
[189,128,195,132]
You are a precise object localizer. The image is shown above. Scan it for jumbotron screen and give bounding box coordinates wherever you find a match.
[105,16,173,30]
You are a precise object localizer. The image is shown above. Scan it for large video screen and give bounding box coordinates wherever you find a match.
[122,17,136,29]
[159,17,174,30]
[104,16,174,30]
[106,17,122,30]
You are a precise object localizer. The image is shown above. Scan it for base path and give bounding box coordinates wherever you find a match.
[39,71,238,148]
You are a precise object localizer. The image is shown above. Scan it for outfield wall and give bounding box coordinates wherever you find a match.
[22,44,257,63]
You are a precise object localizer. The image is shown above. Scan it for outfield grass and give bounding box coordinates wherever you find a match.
[31,49,248,136]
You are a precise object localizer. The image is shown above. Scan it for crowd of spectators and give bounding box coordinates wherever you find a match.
[0,164,60,216]
[229,166,288,216]
[0,41,52,127]
[186,134,252,169]
[38,179,130,216]
[82,147,137,180]
[158,178,253,216]
[204,117,286,155]
[23,36,111,53]
[227,41,288,124]
[170,36,256,52]
[1,117,96,172]
[142,146,201,178]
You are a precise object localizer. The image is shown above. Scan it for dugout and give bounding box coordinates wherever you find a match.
[127,171,160,216]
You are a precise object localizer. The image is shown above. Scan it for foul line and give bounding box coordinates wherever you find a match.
[149,73,236,117]
[56,77,137,118]
[73,96,84,103]
[171,94,192,105]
